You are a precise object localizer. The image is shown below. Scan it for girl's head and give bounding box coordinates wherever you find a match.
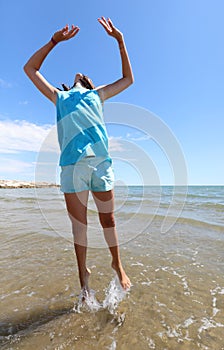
[58,73,95,91]
[74,73,95,90]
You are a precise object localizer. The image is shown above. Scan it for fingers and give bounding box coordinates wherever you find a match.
[63,24,80,39]
[69,25,80,37]
[56,18,116,42]
[98,17,107,29]
[107,18,114,28]
[98,17,111,31]
[69,27,80,39]
[61,24,69,35]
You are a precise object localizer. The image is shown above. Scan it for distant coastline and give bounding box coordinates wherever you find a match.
[0,180,222,189]
[0,180,59,189]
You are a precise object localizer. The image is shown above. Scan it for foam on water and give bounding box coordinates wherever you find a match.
[107,339,117,350]
[73,275,129,315]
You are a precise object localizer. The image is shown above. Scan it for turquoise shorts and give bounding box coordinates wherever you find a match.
[60,157,114,193]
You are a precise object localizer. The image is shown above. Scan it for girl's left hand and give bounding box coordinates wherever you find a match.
[98,17,123,42]
[52,24,80,43]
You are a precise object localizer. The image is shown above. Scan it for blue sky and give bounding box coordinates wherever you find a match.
[0,0,224,185]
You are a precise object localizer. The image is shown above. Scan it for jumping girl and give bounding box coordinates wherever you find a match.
[24,17,134,293]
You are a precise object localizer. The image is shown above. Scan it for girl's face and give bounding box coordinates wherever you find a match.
[74,73,83,83]
[74,73,94,90]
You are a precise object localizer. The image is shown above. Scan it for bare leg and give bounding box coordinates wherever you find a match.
[92,190,131,290]
[64,191,91,292]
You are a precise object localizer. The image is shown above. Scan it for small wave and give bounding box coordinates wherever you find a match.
[177,216,224,232]
[0,196,36,204]
[199,202,224,211]
[114,210,224,233]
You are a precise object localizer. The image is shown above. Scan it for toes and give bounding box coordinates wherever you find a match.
[125,280,131,290]
[122,280,131,290]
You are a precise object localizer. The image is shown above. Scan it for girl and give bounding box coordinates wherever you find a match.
[24,17,134,293]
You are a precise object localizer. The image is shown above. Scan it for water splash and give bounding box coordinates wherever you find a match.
[73,288,101,313]
[103,275,129,314]
[107,339,117,350]
[73,275,130,314]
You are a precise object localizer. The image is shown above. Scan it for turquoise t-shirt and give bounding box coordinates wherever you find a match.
[56,86,111,166]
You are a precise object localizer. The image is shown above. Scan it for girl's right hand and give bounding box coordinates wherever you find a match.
[52,24,80,43]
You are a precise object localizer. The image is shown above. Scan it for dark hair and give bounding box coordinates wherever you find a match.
[57,74,95,91]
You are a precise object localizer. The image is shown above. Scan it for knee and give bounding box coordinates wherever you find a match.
[68,213,87,226]
[99,213,115,228]
[68,214,87,237]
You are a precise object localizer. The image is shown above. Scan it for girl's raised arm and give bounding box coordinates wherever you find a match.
[96,17,134,101]
[23,25,80,105]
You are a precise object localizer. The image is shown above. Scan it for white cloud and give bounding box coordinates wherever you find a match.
[0,120,58,154]
[0,158,33,174]
[2,120,153,181]
[126,132,151,141]
[108,136,124,152]
[1,121,153,156]
[0,78,12,88]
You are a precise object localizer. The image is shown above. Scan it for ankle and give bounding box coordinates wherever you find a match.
[79,266,85,272]
[112,260,122,269]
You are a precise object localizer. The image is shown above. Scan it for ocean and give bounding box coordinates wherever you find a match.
[0,186,224,349]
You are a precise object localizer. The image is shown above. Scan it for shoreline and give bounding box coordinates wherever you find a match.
[0,180,59,189]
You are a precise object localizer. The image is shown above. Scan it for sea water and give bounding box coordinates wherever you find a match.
[0,186,224,349]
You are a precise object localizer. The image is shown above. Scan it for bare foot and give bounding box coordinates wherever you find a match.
[112,262,131,290]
